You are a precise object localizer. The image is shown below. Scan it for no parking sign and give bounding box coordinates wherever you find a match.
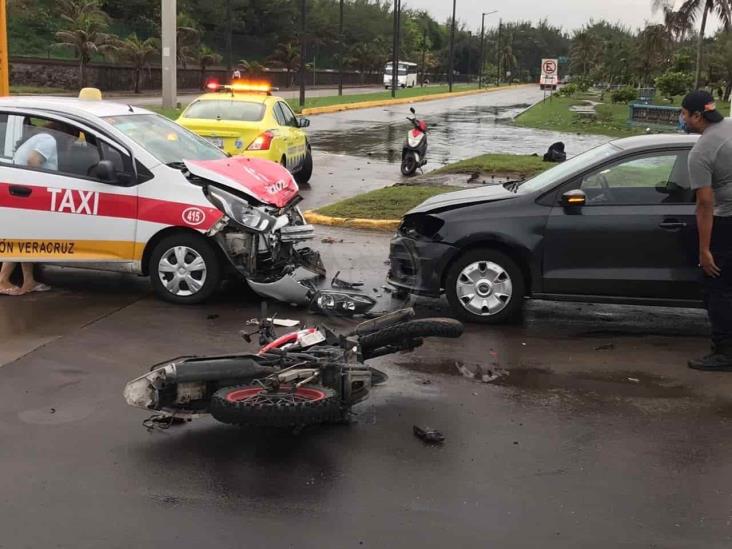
[541,58,558,82]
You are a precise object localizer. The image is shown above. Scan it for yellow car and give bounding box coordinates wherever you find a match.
[177,82,313,184]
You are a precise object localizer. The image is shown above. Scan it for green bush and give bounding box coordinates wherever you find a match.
[558,83,577,97]
[655,71,694,101]
[610,86,638,103]
[574,76,592,92]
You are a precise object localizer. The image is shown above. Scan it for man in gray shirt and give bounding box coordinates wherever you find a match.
[683,90,732,370]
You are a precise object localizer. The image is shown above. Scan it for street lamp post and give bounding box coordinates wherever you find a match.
[496,18,502,86]
[338,0,344,96]
[478,10,497,89]
[299,0,306,107]
[391,0,399,98]
[448,0,456,92]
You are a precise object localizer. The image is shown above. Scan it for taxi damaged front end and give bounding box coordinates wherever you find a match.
[182,157,324,306]
[201,187,323,306]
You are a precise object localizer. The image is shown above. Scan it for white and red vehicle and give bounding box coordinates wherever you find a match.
[0,95,323,305]
[401,107,428,177]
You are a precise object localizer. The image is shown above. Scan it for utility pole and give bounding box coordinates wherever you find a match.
[161,0,177,109]
[496,18,502,86]
[421,25,427,86]
[448,0,456,92]
[338,0,344,96]
[391,0,398,98]
[478,10,497,89]
[466,31,472,84]
[299,0,306,107]
[225,0,232,72]
[0,0,8,96]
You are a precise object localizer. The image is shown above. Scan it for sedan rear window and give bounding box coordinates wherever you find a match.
[182,100,266,122]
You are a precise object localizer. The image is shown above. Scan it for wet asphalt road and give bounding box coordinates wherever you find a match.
[299,86,609,210]
[2,225,732,548]
[2,90,732,547]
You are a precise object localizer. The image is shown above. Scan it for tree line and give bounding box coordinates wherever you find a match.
[7,0,732,97]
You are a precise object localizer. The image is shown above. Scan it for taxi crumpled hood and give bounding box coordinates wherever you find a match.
[184,156,299,208]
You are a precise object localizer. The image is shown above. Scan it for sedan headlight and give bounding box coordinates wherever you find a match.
[208,187,276,232]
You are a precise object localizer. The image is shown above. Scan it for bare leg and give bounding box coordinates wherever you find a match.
[19,263,38,293]
[0,262,21,294]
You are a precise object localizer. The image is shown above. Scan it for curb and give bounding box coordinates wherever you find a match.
[304,210,400,232]
[301,84,530,116]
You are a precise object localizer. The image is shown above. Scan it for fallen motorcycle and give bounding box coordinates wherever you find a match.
[124,308,463,428]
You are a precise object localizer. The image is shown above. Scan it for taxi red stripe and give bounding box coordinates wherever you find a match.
[0,182,223,229]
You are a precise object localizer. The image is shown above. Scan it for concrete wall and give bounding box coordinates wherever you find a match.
[10,57,382,92]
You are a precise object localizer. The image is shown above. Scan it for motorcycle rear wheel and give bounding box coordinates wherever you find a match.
[401,153,418,176]
[210,384,342,427]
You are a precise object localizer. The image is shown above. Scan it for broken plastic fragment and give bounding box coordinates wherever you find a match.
[413,425,445,444]
[272,318,300,327]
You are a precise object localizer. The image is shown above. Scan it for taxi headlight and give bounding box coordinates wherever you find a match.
[208,187,275,232]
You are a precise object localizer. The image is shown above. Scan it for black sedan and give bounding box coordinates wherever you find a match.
[388,134,703,323]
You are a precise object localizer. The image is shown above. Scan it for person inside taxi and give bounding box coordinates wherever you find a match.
[0,120,76,295]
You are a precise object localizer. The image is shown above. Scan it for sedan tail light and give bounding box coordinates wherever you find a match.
[247,131,274,151]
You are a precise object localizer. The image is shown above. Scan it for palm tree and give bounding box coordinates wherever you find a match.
[654,1,693,43]
[570,29,600,77]
[198,46,222,89]
[237,60,266,78]
[116,33,159,94]
[636,24,671,86]
[677,0,732,88]
[176,13,201,70]
[268,43,301,88]
[54,0,118,87]
[499,39,518,81]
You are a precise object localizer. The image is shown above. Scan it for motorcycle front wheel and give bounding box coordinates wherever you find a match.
[401,152,418,176]
[210,384,342,427]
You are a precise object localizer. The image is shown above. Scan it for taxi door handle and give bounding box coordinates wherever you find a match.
[9,185,32,198]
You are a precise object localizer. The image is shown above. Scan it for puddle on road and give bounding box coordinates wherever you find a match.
[309,102,608,168]
[394,359,690,400]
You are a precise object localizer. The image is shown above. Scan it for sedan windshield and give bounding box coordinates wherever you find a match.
[104,113,227,164]
[516,142,620,194]
[182,100,266,122]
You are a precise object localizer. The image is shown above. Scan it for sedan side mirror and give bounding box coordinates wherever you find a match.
[298,117,310,128]
[561,189,586,207]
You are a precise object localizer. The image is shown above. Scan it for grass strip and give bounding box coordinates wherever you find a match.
[432,153,549,177]
[315,185,462,220]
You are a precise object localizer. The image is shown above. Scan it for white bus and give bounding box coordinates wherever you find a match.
[384,61,418,89]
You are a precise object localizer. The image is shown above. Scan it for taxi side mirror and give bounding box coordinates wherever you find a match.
[561,189,586,207]
[298,117,310,128]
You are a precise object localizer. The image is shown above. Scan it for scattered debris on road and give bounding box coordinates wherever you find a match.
[413,425,445,444]
[595,343,616,351]
[331,271,364,289]
[321,237,344,244]
[206,314,219,320]
[627,377,640,383]
[455,357,508,383]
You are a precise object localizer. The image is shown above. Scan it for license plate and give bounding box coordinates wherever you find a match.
[206,136,224,148]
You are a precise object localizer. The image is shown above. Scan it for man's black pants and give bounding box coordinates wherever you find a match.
[705,216,732,353]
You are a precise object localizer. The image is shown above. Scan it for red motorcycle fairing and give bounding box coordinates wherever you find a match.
[184,156,299,208]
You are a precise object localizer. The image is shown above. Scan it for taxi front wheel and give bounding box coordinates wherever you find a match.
[149,233,221,305]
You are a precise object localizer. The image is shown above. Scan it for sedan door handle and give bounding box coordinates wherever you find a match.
[659,220,687,229]
[9,185,32,198]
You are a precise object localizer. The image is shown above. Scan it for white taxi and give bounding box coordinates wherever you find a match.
[0,94,319,304]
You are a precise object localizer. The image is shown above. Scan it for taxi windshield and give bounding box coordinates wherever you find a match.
[183,100,266,121]
[104,113,227,164]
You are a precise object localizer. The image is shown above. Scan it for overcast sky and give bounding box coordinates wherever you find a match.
[408,0,701,33]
